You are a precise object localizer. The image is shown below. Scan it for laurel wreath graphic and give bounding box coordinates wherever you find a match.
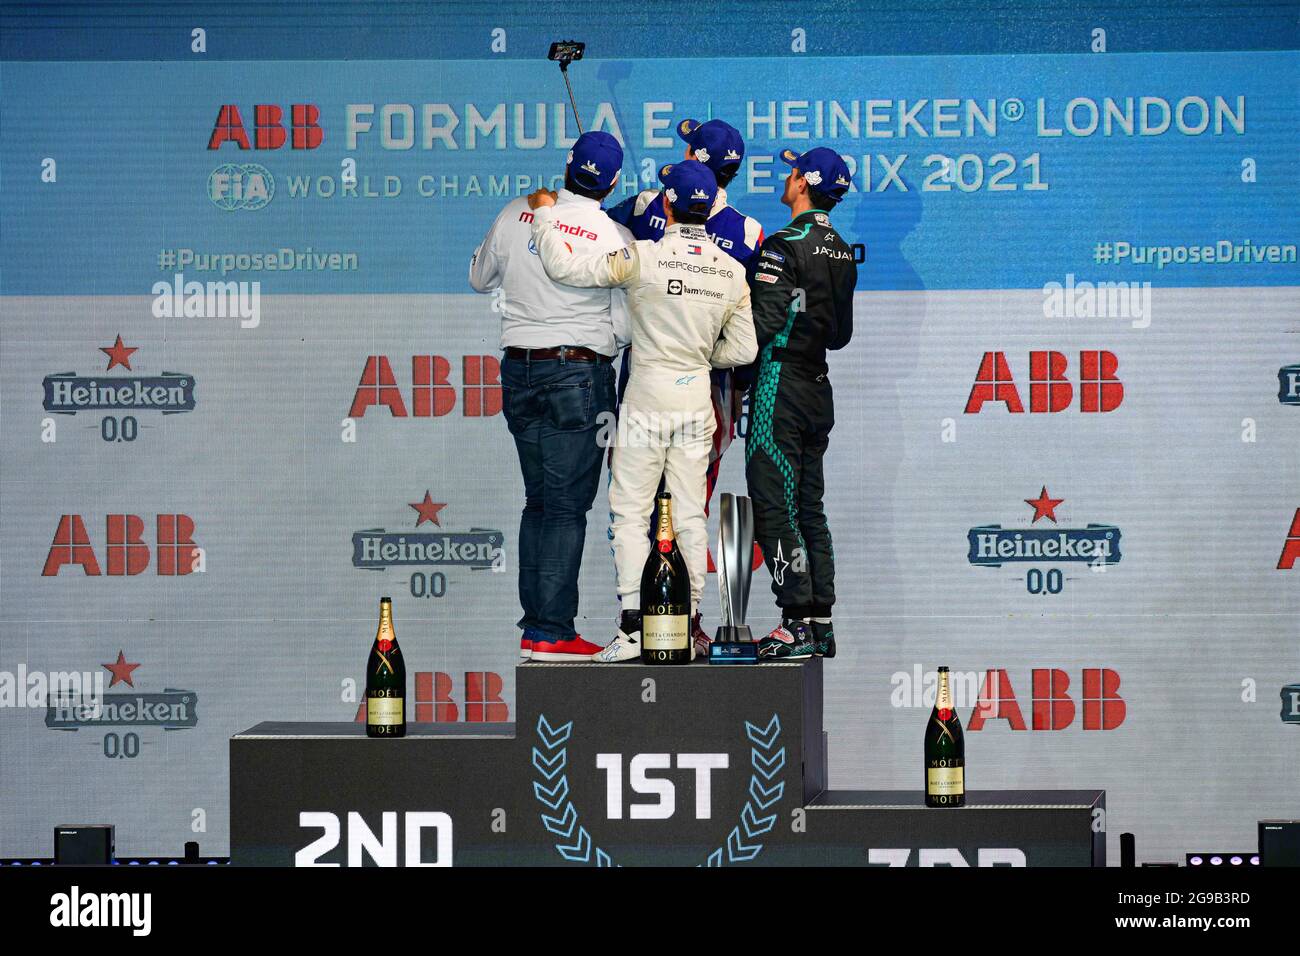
[530,713,785,867]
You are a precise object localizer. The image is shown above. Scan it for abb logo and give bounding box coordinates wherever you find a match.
[967,668,1126,731]
[965,350,1124,413]
[348,355,502,418]
[352,671,508,723]
[42,514,200,576]
[1278,509,1300,569]
[208,104,323,150]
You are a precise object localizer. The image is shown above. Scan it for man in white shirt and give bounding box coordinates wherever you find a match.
[527,161,757,662]
[469,130,634,662]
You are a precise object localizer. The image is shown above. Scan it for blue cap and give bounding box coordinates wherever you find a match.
[567,130,623,191]
[780,146,852,200]
[657,160,718,215]
[676,118,745,176]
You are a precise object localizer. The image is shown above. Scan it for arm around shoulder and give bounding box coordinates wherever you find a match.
[711,283,758,369]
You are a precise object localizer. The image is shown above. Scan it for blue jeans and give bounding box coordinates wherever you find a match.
[502,355,615,641]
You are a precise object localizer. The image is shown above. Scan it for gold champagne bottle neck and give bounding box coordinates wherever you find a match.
[377,601,395,641]
[655,497,675,541]
[936,669,953,710]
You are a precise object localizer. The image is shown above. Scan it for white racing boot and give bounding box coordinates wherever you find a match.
[592,610,642,663]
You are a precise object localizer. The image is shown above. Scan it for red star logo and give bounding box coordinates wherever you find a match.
[100,335,138,371]
[409,491,447,527]
[1024,486,1065,524]
[102,651,141,688]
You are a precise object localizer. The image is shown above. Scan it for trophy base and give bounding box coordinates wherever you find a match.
[710,626,757,665]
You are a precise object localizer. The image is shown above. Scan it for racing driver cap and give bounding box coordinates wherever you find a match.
[780,146,852,201]
[566,130,623,191]
[676,118,745,176]
[657,160,718,215]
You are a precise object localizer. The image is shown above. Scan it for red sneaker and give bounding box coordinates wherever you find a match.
[530,634,605,662]
[519,635,533,660]
[691,612,711,662]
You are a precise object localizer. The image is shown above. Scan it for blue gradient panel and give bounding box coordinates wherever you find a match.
[2,52,1295,293]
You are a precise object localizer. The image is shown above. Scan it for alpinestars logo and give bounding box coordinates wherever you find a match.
[352,491,504,579]
[46,651,198,734]
[42,337,196,430]
[769,541,806,586]
[968,488,1121,591]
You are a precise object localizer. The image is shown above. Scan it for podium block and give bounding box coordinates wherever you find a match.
[230,658,1102,866]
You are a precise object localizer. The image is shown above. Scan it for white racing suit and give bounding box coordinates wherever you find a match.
[531,210,757,612]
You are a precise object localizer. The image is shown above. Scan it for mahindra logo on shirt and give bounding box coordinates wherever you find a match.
[550,220,599,241]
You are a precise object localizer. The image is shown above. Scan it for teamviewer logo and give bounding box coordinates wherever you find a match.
[668,279,683,295]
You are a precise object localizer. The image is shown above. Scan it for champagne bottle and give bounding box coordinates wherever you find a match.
[924,666,964,807]
[640,492,691,665]
[366,597,406,738]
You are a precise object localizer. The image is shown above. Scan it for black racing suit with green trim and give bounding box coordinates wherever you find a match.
[745,209,857,619]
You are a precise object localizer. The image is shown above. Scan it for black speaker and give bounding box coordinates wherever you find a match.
[1120,832,1135,867]
[54,825,114,865]
[1259,820,1300,867]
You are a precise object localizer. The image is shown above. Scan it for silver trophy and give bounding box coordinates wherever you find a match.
[710,493,758,664]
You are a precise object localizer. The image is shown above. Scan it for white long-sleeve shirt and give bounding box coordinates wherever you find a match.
[529,209,756,378]
[469,189,633,355]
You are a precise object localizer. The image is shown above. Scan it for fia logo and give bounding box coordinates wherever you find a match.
[208,163,274,210]
[596,753,728,819]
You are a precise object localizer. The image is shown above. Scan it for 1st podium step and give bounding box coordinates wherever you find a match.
[231,659,1103,866]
